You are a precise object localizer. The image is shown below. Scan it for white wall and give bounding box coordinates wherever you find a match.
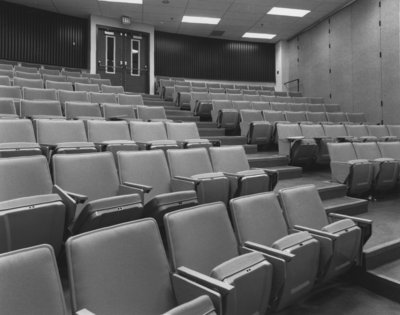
[89,15,155,94]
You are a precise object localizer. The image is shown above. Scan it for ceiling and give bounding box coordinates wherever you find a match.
[6,0,354,42]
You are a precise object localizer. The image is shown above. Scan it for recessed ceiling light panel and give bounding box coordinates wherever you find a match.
[267,7,310,17]
[243,32,276,40]
[99,0,143,4]
[182,16,220,25]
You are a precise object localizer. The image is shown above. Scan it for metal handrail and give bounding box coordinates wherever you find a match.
[284,78,300,92]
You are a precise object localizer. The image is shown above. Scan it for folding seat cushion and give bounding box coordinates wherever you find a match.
[211,100,238,130]
[300,124,332,164]
[0,245,68,315]
[0,119,41,157]
[387,125,400,138]
[35,119,96,157]
[251,101,270,111]
[75,83,100,93]
[102,103,136,120]
[279,185,371,281]
[232,100,251,111]
[58,90,89,110]
[306,104,325,112]
[227,93,244,101]
[309,97,325,104]
[164,203,272,315]
[89,92,117,104]
[240,110,273,145]
[0,156,65,254]
[0,63,14,71]
[229,192,320,311]
[323,124,352,141]
[242,89,258,95]
[209,146,275,197]
[0,69,14,79]
[64,102,104,120]
[14,77,44,89]
[327,142,374,195]
[235,84,248,90]
[191,81,206,88]
[353,142,399,193]
[306,111,328,123]
[190,92,211,115]
[289,103,307,112]
[173,85,191,106]
[118,93,144,106]
[137,105,167,121]
[221,83,234,89]
[130,121,179,150]
[345,124,377,142]
[346,112,367,124]
[274,91,288,97]
[45,80,73,91]
[209,87,225,93]
[226,88,241,94]
[165,122,211,149]
[277,123,318,166]
[324,103,341,112]
[20,100,63,119]
[284,111,307,123]
[40,68,60,76]
[67,220,216,315]
[243,94,261,102]
[14,71,41,79]
[90,78,112,86]
[118,151,198,224]
[53,152,143,234]
[23,87,57,100]
[206,82,221,89]
[0,75,10,86]
[167,148,230,205]
[86,120,138,157]
[0,98,18,118]
[367,125,397,141]
[14,66,38,73]
[67,76,90,84]
[101,84,124,94]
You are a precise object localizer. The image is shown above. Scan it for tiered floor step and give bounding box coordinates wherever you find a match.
[196,121,218,128]
[165,110,193,116]
[206,136,248,146]
[199,128,225,137]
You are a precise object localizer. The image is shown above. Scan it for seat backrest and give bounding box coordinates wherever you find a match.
[306,111,327,123]
[279,185,329,230]
[167,148,214,177]
[42,74,67,83]
[221,83,235,89]
[101,85,124,94]
[271,102,290,111]
[87,120,131,142]
[258,90,274,96]
[306,104,325,112]
[130,121,168,142]
[75,83,100,92]
[174,85,191,93]
[0,75,11,86]
[243,94,261,102]
[274,92,288,97]
[346,112,367,123]
[118,93,144,105]
[62,70,81,77]
[323,124,348,138]
[14,77,43,89]
[209,146,250,172]
[260,95,276,103]
[53,152,120,200]
[191,91,209,101]
[191,87,208,92]
[378,142,400,159]
[164,202,239,274]
[226,88,241,94]
[45,80,73,91]
[90,78,111,86]
[36,119,88,144]
[66,219,175,314]
[0,119,36,143]
[0,69,14,78]
[366,125,389,138]
[20,100,63,117]
[0,155,52,200]
[118,150,172,200]
[227,93,244,101]
[300,124,325,138]
[165,122,200,141]
[353,142,382,160]
[232,100,251,110]
[209,87,225,93]
[240,109,264,122]
[249,85,262,91]
[102,104,136,120]
[251,101,270,111]
[263,110,285,123]
[327,142,357,162]
[284,111,307,122]
[277,123,303,139]
[0,63,14,71]
[67,76,90,84]
[14,65,38,73]
[235,84,248,90]
[65,102,102,119]
[136,105,167,121]
[230,192,289,247]
[191,82,206,88]
[242,89,258,95]
[210,93,227,100]
[206,83,221,89]
[23,87,57,100]
[326,112,348,123]
[324,104,341,112]
[289,103,307,112]
[0,245,67,315]
[58,90,89,106]
[89,92,117,104]
[40,68,60,76]
[14,71,42,80]
[212,100,232,111]
[0,98,17,115]
[345,124,368,137]
[387,125,400,137]
[262,86,275,91]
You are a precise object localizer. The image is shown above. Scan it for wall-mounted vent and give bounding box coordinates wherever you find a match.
[210,30,225,37]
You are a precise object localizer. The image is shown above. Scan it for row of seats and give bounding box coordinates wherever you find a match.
[0,184,371,314]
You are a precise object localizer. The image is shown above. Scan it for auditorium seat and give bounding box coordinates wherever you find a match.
[242,89,258,95]
[118,150,198,224]
[164,202,272,315]
[62,70,81,77]
[0,69,14,78]
[65,102,103,120]
[306,104,325,112]
[206,82,221,89]
[0,63,14,71]
[261,95,277,103]
[353,142,398,194]
[101,84,124,94]
[243,94,261,102]
[326,112,348,124]
[167,148,230,205]
[262,86,275,91]
[277,123,318,166]
[221,83,234,89]
[191,86,208,92]
[251,101,270,111]
[58,90,89,110]
[306,111,328,123]
[346,112,367,124]
[309,97,325,104]
[284,111,308,123]
[39,68,60,76]
[86,120,138,159]
[42,74,67,83]
[23,87,57,100]
[165,121,212,149]
[289,103,307,112]
[66,219,216,315]
[367,125,397,141]
[211,100,238,130]
[90,78,111,88]
[45,80,73,91]
[159,79,175,100]
[0,98,18,118]
[89,92,117,104]
[102,103,136,120]
[14,65,38,73]
[345,124,377,142]
[327,142,373,195]
[20,100,63,119]
[190,91,210,113]
[271,102,291,111]
[209,87,225,93]
[229,192,320,311]
[0,245,68,314]
[240,109,272,144]
[227,93,244,101]
[0,119,41,157]
[249,85,262,91]
[14,71,41,80]
[279,185,370,281]
[36,119,96,158]
[209,146,274,197]
[130,121,179,150]
[14,77,43,89]
[258,90,274,96]
[300,123,332,164]
[137,105,168,121]
[232,100,252,111]
[118,93,144,106]
[226,88,241,94]
[387,125,400,138]
[0,75,11,86]
[378,142,400,172]
[75,83,100,93]
[0,156,65,254]
[323,124,353,141]
[53,152,143,234]
[81,73,100,79]
[274,91,288,97]
[173,85,191,106]
[67,76,90,85]
[191,81,206,88]
[324,104,341,112]
[235,84,248,90]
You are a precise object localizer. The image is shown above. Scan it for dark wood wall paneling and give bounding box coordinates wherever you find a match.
[0,1,88,69]
[155,31,275,82]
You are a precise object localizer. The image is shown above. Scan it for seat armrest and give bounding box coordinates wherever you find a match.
[244,241,294,262]
[209,139,221,147]
[135,141,152,150]
[257,168,278,190]
[76,309,96,315]
[123,181,152,194]
[223,172,243,179]
[174,176,201,185]
[328,213,372,244]
[53,185,87,203]
[287,136,304,141]
[171,177,196,192]
[293,225,338,240]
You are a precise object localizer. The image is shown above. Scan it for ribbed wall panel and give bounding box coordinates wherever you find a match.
[0,1,88,68]
[155,31,275,82]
